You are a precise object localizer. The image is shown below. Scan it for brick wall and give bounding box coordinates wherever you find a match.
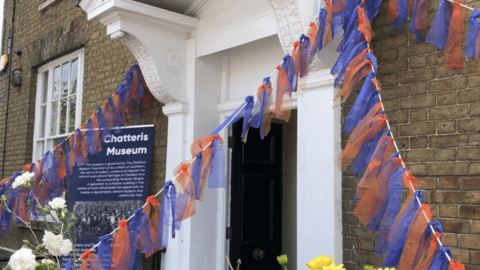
[0,0,168,257]
[342,0,480,269]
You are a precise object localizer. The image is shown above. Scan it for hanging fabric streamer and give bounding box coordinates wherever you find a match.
[111,219,131,270]
[375,169,412,255]
[190,136,216,199]
[399,204,432,269]
[409,0,428,42]
[250,78,273,139]
[208,135,226,189]
[333,48,371,105]
[79,249,103,270]
[13,183,30,227]
[332,40,368,81]
[97,234,112,270]
[143,196,163,257]
[358,6,374,43]
[332,0,345,36]
[350,117,383,178]
[353,153,400,227]
[74,128,89,166]
[427,0,453,50]
[427,246,452,270]
[65,261,74,270]
[53,145,66,181]
[86,118,102,155]
[412,221,442,269]
[449,260,466,270]
[365,0,382,22]
[0,174,18,234]
[324,0,334,47]
[96,107,111,141]
[315,9,327,54]
[155,181,176,249]
[112,93,125,130]
[466,10,480,61]
[307,22,319,62]
[344,72,377,133]
[66,137,76,177]
[389,0,409,29]
[102,101,114,131]
[342,0,359,28]
[383,191,424,267]
[273,65,292,121]
[338,103,386,171]
[444,1,465,69]
[128,208,153,270]
[173,162,196,227]
[280,54,298,94]
[338,5,361,53]
[191,152,203,200]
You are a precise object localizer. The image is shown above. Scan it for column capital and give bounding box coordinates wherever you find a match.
[162,102,189,118]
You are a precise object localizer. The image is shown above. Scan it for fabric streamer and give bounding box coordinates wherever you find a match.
[208,135,226,189]
[273,65,292,120]
[86,118,102,155]
[427,246,452,270]
[409,0,428,42]
[332,0,345,36]
[427,0,453,51]
[97,234,112,270]
[155,181,176,249]
[353,153,401,227]
[444,2,465,69]
[112,94,124,131]
[350,119,383,178]
[365,0,382,22]
[80,249,103,270]
[111,219,131,270]
[383,191,424,267]
[412,221,442,269]
[344,72,377,133]
[281,55,298,95]
[374,169,412,255]
[251,78,273,139]
[466,10,480,61]
[143,196,163,257]
[338,102,386,171]
[96,107,111,142]
[324,0,334,47]
[338,5,361,53]
[399,204,432,269]
[65,261,74,270]
[315,9,327,54]
[73,128,89,166]
[389,0,409,29]
[129,208,153,270]
[449,260,466,270]
[307,22,319,62]
[358,6,374,43]
[332,41,368,82]
[173,162,196,227]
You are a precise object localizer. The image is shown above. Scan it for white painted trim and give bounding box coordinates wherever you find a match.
[32,48,85,162]
[162,102,189,117]
[220,51,230,103]
[184,0,208,16]
[38,0,58,12]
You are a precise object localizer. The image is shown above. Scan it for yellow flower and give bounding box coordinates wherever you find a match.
[377,268,395,270]
[322,263,346,270]
[277,254,288,267]
[306,255,334,269]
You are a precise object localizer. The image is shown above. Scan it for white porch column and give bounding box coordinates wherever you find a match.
[161,102,192,270]
[297,69,343,267]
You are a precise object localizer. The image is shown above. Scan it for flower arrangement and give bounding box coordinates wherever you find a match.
[1,172,80,270]
[275,254,345,270]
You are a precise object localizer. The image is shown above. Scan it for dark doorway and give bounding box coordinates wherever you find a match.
[229,122,283,270]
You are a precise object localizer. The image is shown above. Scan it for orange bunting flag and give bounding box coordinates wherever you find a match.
[143,195,163,258]
[79,249,103,270]
[111,219,131,270]
[444,1,465,69]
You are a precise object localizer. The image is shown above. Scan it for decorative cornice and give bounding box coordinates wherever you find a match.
[116,32,176,104]
[268,0,327,70]
[162,102,189,117]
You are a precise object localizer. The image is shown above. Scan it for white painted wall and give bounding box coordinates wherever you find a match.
[279,111,298,269]
[228,35,285,100]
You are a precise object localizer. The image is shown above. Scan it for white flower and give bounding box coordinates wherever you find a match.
[42,231,72,256]
[12,175,28,189]
[40,259,54,264]
[48,198,66,210]
[23,172,35,181]
[8,248,37,270]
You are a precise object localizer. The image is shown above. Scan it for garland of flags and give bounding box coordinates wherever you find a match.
[1,0,480,267]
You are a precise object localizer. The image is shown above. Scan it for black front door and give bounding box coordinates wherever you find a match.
[229,122,283,270]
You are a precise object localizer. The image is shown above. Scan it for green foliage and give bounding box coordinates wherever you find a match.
[363,266,375,270]
[35,262,61,270]
[2,265,12,270]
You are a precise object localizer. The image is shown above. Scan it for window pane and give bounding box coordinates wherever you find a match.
[52,66,61,100]
[39,105,46,138]
[62,63,69,98]
[36,141,44,162]
[42,71,48,104]
[69,96,76,133]
[50,100,58,136]
[60,98,67,134]
[70,59,78,94]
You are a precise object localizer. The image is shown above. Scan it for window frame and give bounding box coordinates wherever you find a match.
[32,49,85,162]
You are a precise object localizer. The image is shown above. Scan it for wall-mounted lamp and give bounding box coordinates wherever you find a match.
[11,68,22,87]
